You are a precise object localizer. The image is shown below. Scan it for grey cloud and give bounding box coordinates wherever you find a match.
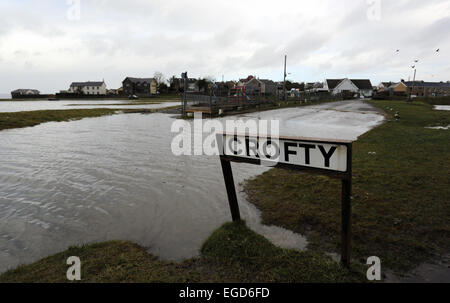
[1,0,450,93]
[410,16,450,48]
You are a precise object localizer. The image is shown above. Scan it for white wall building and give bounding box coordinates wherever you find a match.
[325,79,373,97]
[68,81,107,95]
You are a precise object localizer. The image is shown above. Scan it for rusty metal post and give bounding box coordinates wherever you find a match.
[219,157,241,222]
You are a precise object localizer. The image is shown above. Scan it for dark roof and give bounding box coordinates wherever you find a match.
[71,81,104,87]
[402,81,450,87]
[239,75,255,83]
[259,79,276,85]
[11,89,40,94]
[326,79,344,90]
[326,79,373,90]
[351,79,373,90]
[123,77,155,84]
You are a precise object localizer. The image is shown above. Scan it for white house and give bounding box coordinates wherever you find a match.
[68,81,107,95]
[325,79,373,97]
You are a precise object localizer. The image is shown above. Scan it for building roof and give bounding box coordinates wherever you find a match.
[11,89,40,94]
[388,82,400,89]
[380,82,394,87]
[326,79,344,90]
[402,81,450,87]
[239,75,255,83]
[123,77,156,84]
[259,79,277,85]
[70,81,104,87]
[326,79,373,90]
[351,79,373,90]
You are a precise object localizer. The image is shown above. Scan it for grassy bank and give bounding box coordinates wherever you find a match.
[418,96,450,105]
[0,106,180,132]
[0,222,365,283]
[0,108,118,131]
[244,100,450,273]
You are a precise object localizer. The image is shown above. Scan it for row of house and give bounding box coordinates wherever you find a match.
[61,76,374,98]
[61,77,375,98]
[377,80,450,97]
[13,74,449,99]
[168,75,279,96]
[58,77,159,97]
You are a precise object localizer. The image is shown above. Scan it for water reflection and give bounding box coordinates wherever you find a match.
[0,100,180,113]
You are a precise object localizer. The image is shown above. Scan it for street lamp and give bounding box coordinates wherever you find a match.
[408,60,418,102]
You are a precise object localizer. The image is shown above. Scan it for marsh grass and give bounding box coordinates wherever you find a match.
[244,100,450,272]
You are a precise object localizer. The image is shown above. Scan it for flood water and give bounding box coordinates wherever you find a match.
[0,101,384,274]
[0,100,180,112]
[434,105,450,111]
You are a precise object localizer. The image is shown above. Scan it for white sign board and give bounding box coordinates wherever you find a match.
[221,134,350,172]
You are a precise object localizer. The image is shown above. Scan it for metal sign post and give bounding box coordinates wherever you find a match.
[217,133,353,267]
[181,72,188,116]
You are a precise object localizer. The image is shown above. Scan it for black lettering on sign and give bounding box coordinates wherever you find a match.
[318,145,337,168]
[229,136,242,155]
[298,144,316,165]
[245,137,260,158]
[262,139,280,160]
[284,142,298,162]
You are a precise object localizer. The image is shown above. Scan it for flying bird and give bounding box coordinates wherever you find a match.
[436,49,440,52]
[414,59,419,63]
[396,49,400,52]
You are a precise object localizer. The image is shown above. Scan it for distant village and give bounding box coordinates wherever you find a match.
[10,74,450,100]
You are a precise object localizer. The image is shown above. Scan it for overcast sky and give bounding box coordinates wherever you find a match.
[0,0,449,93]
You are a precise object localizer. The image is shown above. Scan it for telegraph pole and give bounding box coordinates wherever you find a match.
[283,55,287,101]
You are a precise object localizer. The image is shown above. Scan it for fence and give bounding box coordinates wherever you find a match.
[182,91,345,116]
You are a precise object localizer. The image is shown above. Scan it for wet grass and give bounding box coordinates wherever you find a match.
[418,96,450,105]
[0,109,118,131]
[244,100,450,273]
[0,222,365,283]
[0,106,180,132]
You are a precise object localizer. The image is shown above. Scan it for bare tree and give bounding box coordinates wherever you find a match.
[154,71,165,86]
